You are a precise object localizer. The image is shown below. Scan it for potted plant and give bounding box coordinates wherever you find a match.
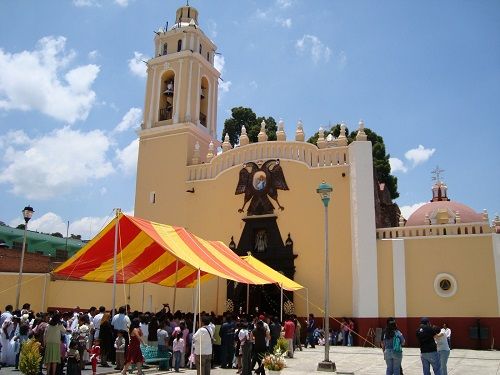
[19,338,42,375]
[262,347,286,374]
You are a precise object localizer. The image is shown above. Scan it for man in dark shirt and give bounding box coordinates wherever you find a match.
[220,313,236,369]
[305,313,316,348]
[416,317,442,375]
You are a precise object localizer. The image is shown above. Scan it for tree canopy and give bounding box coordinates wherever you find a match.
[307,124,399,199]
[221,107,277,147]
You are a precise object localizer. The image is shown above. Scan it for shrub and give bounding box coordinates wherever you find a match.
[19,339,42,375]
[274,336,288,355]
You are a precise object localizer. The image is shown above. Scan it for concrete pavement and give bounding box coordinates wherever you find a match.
[3,346,500,374]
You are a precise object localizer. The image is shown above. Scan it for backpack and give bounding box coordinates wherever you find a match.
[393,334,402,353]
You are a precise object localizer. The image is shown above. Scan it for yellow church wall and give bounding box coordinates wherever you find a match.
[175,158,353,317]
[405,235,497,317]
[0,273,48,312]
[377,240,395,317]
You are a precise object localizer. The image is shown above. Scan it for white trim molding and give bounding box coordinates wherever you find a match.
[492,235,500,314]
[392,239,407,317]
[349,141,379,317]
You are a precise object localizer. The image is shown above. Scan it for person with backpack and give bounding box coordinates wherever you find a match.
[381,317,405,375]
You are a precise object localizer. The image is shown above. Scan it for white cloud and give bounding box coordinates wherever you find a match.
[255,9,271,20]
[12,211,114,240]
[399,202,427,220]
[0,36,100,124]
[113,107,142,133]
[389,157,408,173]
[405,145,436,166]
[219,81,232,93]
[115,138,139,175]
[275,17,292,28]
[295,34,331,64]
[276,0,293,8]
[214,55,232,94]
[73,0,101,7]
[214,54,225,74]
[128,52,149,78]
[88,50,99,60]
[114,0,128,6]
[0,127,114,200]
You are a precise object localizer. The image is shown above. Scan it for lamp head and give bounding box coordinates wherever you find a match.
[22,206,34,223]
[316,182,333,207]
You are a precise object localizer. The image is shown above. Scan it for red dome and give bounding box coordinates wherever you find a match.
[406,201,483,226]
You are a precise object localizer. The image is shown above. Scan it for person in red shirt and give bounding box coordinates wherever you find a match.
[88,339,101,375]
[283,316,295,358]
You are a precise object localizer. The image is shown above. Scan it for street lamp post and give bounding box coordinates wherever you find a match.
[15,206,34,310]
[316,182,336,372]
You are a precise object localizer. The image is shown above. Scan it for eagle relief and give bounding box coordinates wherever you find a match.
[235,159,289,216]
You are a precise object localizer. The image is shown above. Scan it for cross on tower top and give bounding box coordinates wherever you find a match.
[431,165,445,183]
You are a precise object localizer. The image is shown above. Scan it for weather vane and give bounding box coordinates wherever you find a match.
[431,165,445,183]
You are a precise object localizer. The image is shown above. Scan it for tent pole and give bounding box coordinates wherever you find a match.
[112,208,121,317]
[306,287,309,322]
[246,283,250,314]
[280,283,283,322]
[173,259,179,312]
[215,276,220,315]
[191,269,200,370]
[42,273,49,312]
[142,283,145,312]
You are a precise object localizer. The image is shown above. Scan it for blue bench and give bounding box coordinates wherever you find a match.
[128,345,171,372]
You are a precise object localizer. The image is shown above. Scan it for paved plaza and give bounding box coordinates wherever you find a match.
[3,346,500,375]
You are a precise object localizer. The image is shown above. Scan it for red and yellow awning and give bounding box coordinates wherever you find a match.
[53,214,283,288]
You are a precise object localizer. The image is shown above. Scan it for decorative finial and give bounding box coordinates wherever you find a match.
[338,122,348,146]
[191,141,200,165]
[483,209,489,222]
[258,120,268,142]
[355,120,367,141]
[295,120,305,142]
[399,215,405,227]
[317,126,326,149]
[239,125,249,146]
[222,133,232,152]
[276,119,286,141]
[206,141,214,162]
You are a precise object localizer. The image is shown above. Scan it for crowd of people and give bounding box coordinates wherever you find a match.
[381,317,452,375]
[0,303,326,375]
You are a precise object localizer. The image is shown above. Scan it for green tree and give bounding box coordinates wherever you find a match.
[70,234,81,240]
[222,107,277,147]
[51,232,63,238]
[307,125,399,199]
[16,224,25,230]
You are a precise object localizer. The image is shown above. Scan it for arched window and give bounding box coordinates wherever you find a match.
[162,43,168,55]
[177,39,182,52]
[199,76,209,127]
[199,43,202,54]
[159,71,175,122]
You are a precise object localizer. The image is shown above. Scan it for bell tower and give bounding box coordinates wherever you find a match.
[135,4,220,224]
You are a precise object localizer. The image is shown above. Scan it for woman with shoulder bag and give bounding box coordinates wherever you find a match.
[381,318,405,375]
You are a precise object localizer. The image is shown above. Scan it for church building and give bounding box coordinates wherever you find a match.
[133,4,500,349]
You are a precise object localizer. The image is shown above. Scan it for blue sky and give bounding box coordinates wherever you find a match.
[0,0,499,238]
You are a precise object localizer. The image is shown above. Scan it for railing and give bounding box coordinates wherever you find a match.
[159,108,172,121]
[376,222,492,239]
[187,141,349,181]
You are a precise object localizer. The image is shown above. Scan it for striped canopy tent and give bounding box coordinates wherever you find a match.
[53,213,280,288]
[241,254,303,291]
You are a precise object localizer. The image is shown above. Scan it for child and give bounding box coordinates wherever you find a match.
[88,339,101,375]
[114,331,126,371]
[66,340,81,375]
[172,328,184,373]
